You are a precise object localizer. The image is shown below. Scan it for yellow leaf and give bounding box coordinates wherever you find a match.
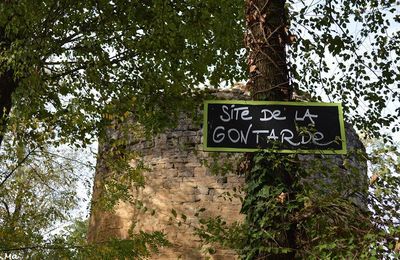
[370,174,379,186]
[395,241,400,253]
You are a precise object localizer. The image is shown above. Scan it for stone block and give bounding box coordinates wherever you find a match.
[164,168,179,177]
[197,186,209,195]
[162,179,180,189]
[186,162,202,168]
[180,185,198,195]
[178,171,195,177]
[182,130,197,137]
[194,167,207,176]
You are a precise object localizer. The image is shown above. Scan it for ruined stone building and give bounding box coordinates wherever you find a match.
[87,89,367,259]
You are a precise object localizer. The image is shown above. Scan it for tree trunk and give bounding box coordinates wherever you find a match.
[243,0,296,259]
[0,26,18,147]
[245,0,291,101]
[0,69,17,147]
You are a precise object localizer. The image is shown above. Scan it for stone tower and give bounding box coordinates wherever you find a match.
[87,88,367,259]
[87,89,248,259]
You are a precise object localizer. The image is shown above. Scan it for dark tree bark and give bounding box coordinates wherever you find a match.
[0,70,17,147]
[245,0,291,101]
[243,0,296,259]
[0,26,18,147]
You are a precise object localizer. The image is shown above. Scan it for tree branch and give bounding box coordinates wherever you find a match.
[0,148,37,187]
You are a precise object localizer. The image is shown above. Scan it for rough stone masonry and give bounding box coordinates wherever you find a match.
[87,88,368,259]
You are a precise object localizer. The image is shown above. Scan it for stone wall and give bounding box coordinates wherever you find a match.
[87,89,368,259]
[87,90,248,259]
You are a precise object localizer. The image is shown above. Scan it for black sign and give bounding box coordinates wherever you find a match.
[203,100,346,154]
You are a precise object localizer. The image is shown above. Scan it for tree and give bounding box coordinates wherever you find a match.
[0,0,245,257]
[241,1,400,258]
[196,0,400,259]
[288,0,400,139]
[0,0,245,150]
[0,131,171,259]
[0,135,80,258]
[242,1,296,258]
[1,0,399,258]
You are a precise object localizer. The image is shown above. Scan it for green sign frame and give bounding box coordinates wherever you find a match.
[203,100,347,155]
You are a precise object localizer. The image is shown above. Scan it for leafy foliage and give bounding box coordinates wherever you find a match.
[0,0,245,149]
[288,0,400,139]
[1,1,245,256]
[198,0,400,258]
[0,133,169,259]
[367,142,400,257]
[196,143,400,259]
[1,0,400,259]
[0,135,79,258]
[2,218,169,259]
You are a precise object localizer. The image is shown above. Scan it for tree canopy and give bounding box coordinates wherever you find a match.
[1,0,400,258]
[288,0,400,140]
[1,0,399,148]
[0,0,245,149]
[1,0,245,257]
